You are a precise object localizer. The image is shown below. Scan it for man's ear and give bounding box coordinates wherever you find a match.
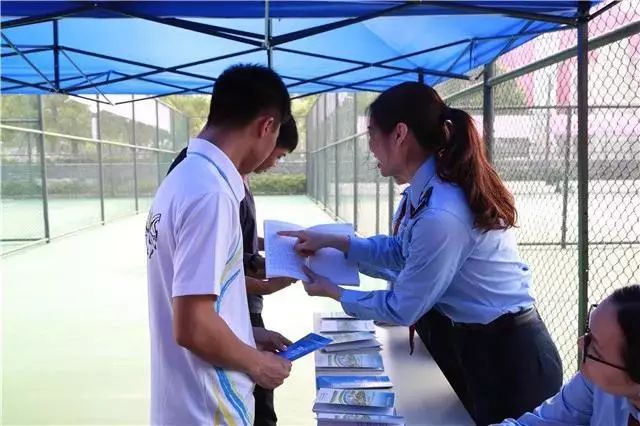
[256,116,277,139]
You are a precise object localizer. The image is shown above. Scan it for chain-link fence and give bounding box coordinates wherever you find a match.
[306,1,639,379]
[1,94,186,255]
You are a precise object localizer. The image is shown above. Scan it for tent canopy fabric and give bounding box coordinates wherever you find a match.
[1,1,596,100]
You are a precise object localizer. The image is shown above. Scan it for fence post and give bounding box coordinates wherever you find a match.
[335,94,339,217]
[576,4,590,346]
[315,101,320,201]
[561,107,572,249]
[483,62,495,163]
[155,100,162,185]
[37,95,51,242]
[323,96,328,208]
[96,96,105,224]
[353,93,358,231]
[131,95,139,213]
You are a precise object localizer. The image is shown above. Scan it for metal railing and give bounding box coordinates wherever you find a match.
[1,94,184,255]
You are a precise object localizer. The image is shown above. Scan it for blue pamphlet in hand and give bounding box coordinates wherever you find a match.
[279,333,333,361]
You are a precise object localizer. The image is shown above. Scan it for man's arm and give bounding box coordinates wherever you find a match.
[173,295,291,390]
[172,193,290,389]
[245,276,295,295]
[173,295,260,371]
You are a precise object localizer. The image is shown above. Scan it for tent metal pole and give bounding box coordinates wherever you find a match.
[482,62,495,163]
[576,4,590,345]
[96,96,106,225]
[132,95,140,213]
[37,95,51,243]
[1,4,97,29]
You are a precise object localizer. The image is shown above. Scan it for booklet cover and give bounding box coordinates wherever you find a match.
[279,333,333,361]
[315,352,384,370]
[321,332,376,345]
[320,320,375,333]
[316,375,393,390]
[316,412,405,425]
[264,220,359,285]
[314,389,396,416]
[322,312,358,320]
[315,388,395,408]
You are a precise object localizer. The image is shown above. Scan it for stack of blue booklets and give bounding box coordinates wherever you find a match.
[313,312,405,425]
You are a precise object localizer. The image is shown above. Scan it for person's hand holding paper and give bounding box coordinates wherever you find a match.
[301,265,344,301]
[253,327,292,352]
[265,220,359,286]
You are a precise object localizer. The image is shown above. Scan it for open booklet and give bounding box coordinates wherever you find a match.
[264,220,360,285]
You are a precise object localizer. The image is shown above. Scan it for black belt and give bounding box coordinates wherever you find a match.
[451,307,538,332]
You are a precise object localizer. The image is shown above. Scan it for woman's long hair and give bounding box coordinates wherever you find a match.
[368,82,516,231]
[611,284,640,383]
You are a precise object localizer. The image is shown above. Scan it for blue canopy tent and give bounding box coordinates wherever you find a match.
[0,0,617,334]
[1,1,604,104]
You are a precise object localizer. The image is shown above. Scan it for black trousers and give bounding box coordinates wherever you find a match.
[415,309,563,426]
[416,310,471,413]
[249,313,277,426]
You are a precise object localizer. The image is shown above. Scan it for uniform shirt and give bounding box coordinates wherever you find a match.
[341,156,535,326]
[496,372,640,426]
[357,189,408,283]
[147,138,255,426]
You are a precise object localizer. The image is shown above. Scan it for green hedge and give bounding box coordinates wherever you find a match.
[249,173,306,195]
[2,173,307,198]
[1,180,42,197]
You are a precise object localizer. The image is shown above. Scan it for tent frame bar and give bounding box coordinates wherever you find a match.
[0,1,600,99]
[420,1,577,26]
[272,1,419,45]
[273,46,470,81]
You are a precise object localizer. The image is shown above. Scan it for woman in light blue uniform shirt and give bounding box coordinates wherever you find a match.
[281,82,562,425]
[497,284,640,426]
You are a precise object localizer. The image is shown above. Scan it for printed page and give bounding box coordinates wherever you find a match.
[264,220,306,281]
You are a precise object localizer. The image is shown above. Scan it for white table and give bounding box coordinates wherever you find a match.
[314,315,474,426]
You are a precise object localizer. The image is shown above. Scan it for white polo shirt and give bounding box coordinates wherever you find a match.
[146,138,255,426]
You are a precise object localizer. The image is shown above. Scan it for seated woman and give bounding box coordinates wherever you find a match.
[496,284,640,426]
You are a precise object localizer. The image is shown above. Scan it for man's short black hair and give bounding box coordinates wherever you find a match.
[207,64,290,129]
[277,118,298,152]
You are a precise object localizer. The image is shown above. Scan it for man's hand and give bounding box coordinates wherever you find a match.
[302,266,344,301]
[246,254,266,279]
[266,277,297,293]
[248,351,292,390]
[253,327,292,352]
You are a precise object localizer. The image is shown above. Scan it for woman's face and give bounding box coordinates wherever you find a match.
[579,298,640,398]
[367,118,404,179]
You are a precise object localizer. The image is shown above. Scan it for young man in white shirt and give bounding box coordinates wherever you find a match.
[146,64,293,426]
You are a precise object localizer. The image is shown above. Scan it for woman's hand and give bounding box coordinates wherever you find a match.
[301,265,344,301]
[277,230,349,257]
